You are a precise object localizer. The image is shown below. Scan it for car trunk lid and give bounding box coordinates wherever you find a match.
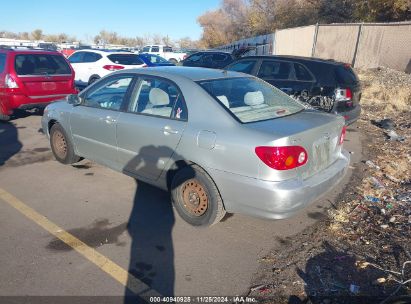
[248,110,345,180]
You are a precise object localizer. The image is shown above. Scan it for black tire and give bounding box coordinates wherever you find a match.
[171,165,226,227]
[49,123,80,164]
[88,76,100,86]
[168,58,178,64]
[0,113,10,122]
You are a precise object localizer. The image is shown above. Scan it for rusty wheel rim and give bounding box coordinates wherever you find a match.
[181,179,208,217]
[52,130,67,159]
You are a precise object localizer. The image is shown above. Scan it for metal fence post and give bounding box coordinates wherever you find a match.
[311,23,319,57]
[352,23,363,67]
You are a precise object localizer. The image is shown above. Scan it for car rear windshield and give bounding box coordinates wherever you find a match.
[107,54,144,65]
[198,77,304,123]
[15,54,71,75]
[335,65,359,85]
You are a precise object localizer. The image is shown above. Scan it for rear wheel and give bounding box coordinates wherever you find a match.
[168,58,178,64]
[50,123,80,164]
[171,165,226,227]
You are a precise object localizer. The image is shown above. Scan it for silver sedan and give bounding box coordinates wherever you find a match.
[42,67,349,226]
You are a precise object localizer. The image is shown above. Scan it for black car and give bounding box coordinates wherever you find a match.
[182,51,234,69]
[225,55,361,124]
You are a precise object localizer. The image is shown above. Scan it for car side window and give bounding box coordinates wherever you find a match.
[83,76,134,111]
[203,54,213,64]
[184,53,202,63]
[0,54,6,73]
[151,46,160,52]
[294,63,313,81]
[83,52,102,63]
[257,60,292,80]
[128,77,187,120]
[68,52,83,63]
[212,54,227,62]
[227,60,256,74]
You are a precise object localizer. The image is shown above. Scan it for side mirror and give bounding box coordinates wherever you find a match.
[67,94,82,106]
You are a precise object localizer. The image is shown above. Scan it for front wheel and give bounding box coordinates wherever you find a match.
[171,165,226,227]
[50,123,80,164]
[168,58,178,64]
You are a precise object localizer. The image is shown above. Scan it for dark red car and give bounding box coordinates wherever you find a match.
[0,47,77,121]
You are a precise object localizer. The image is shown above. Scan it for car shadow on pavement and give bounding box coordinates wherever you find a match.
[124,146,194,302]
[0,121,22,167]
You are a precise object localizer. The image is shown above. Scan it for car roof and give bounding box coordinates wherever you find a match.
[143,45,171,47]
[193,50,232,54]
[115,66,246,81]
[237,55,346,66]
[0,48,62,55]
[72,49,133,55]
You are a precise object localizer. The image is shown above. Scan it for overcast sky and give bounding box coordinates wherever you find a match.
[1,0,220,41]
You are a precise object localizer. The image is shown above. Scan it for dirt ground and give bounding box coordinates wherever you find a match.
[247,68,411,304]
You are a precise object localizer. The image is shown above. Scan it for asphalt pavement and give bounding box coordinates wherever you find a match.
[0,113,362,299]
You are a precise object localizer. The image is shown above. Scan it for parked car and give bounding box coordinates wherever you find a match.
[137,53,175,67]
[42,67,349,227]
[68,49,146,87]
[141,45,186,63]
[60,44,92,58]
[225,55,361,124]
[0,47,76,121]
[182,51,234,69]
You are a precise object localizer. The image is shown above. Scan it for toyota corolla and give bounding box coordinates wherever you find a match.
[42,67,349,226]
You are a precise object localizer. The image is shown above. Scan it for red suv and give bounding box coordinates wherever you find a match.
[0,47,77,121]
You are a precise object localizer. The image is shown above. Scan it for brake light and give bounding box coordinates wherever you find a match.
[142,64,148,68]
[339,126,347,145]
[255,146,308,170]
[5,74,19,88]
[103,65,125,71]
[335,88,352,101]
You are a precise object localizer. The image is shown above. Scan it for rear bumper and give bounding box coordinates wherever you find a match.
[208,150,350,220]
[0,91,75,114]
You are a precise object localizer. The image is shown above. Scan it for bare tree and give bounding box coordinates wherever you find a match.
[152,34,162,44]
[31,29,43,41]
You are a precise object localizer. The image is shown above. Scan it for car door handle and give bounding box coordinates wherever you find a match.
[162,126,179,135]
[104,116,116,124]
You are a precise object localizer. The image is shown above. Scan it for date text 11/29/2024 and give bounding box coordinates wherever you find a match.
[149,296,258,303]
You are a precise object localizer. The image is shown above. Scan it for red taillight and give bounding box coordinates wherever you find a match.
[339,126,347,145]
[5,74,19,89]
[142,64,148,68]
[346,88,352,99]
[103,65,125,71]
[255,146,308,170]
[335,88,352,101]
